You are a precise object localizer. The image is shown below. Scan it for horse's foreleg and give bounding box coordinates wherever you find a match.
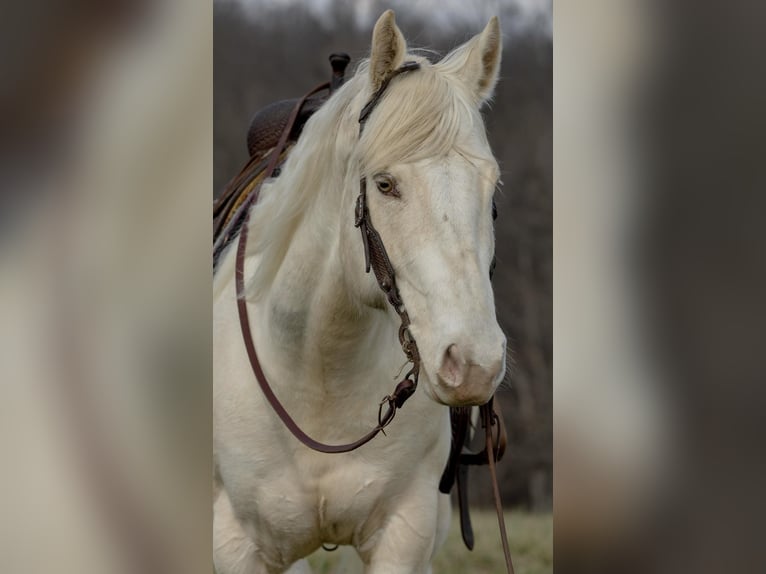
[432,492,452,558]
[214,486,291,574]
[359,487,449,574]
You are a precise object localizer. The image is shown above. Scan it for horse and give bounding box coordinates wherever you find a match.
[214,10,505,574]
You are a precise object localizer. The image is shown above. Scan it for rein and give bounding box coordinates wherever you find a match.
[234,103,405,454]
[234,65,423,454]
[233,62,514,573]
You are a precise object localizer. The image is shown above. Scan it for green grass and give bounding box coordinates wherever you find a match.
[307,511,552,574]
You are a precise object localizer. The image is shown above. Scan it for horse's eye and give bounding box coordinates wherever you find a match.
[374,175,399,197]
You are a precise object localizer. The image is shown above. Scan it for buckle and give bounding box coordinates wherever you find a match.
[354,192,365,227]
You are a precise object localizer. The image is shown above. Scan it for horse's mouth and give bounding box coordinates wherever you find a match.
[422,374,498,407]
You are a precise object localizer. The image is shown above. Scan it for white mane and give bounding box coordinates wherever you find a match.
[213,52,495,300]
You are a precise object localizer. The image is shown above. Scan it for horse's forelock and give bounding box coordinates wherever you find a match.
[356,59,487,176]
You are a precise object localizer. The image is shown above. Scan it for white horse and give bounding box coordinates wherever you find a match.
[214,11,505,574]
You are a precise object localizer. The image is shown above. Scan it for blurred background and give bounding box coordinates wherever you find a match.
[556,1,766,573]
[214,0,553,517]
[4,0,765,573]
[1,1,212,574]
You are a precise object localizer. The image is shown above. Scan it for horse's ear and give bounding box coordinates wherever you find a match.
[438,16,502,106]
[369,10,407,93]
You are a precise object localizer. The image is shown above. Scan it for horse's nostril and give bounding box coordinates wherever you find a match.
[439,344,464,387]
[436,338,506,394]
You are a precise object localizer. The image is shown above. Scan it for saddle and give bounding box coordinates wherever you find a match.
[213,54,351,266]
[213,53,508,554]
[245,53,351,158]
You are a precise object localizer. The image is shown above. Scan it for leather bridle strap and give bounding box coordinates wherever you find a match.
[358,61,421,129]
[236,224,405,452]
[354,179,420,402]
[221,81,330,254]
[234,66,422,454]
[353,60,424,406]
[482,399,515,574]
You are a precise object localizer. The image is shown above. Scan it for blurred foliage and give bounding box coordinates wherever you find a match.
[214,1,551,509]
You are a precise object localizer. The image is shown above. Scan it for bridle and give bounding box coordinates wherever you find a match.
[353,60,425,411]
[233,62,515,573]
[234,62,423,454]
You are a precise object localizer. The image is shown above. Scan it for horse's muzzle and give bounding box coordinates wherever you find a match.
[434,338,506,406]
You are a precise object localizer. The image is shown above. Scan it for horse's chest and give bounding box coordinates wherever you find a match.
[316,467,389,540]
[238,455,391,546]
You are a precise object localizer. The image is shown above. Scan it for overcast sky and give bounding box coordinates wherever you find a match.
[224,0,551,36]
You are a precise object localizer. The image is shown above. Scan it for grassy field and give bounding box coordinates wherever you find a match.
[308,511,552,574]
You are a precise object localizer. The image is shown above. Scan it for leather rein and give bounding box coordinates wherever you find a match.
[233,63,514,573]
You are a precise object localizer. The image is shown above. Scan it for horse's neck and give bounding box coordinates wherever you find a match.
[257,147,396,389]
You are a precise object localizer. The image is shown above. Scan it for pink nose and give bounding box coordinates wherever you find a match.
[436,342,505,405]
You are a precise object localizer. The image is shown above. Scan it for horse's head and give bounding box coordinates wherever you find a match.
[350,11,506,407]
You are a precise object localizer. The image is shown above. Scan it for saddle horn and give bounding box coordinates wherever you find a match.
[246,52,351,158]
